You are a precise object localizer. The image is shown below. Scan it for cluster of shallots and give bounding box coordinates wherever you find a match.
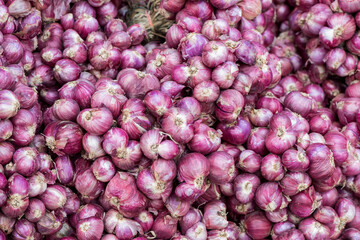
[1,0,360,239]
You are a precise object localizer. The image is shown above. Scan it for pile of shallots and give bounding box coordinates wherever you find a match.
[1,0,360,239]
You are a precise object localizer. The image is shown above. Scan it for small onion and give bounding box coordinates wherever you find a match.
[92,157,115,182]
[39,185,67,210]
[25,198,45,223]
[44,121,84,156]
[234,173,261,204]
[261,154,285,181]
[282,148,310,172]
[165,194,190,218]
[13,147,39,177]
[52,99,80,121]
[161,107,194,144]
[77,107,113,136]
[193,81,220,103]
[280,172,312,196]
[11,109,37,146]
[37,212,62,235]
[203,200,228,230]
[12,219,40,240]
[237,150,261,173]
[28,172,47,197]
[298,218,330,240]
[180,207,202,234]
[188,121,221,155]
[321,189,339,207]
[54,59,82,83]
[0,90,20,120]
[289,186,322,218]
[335,198,356,224]
[208,151,236,184]
[246,127,269,156]
[119,99,152,140]
[0,68,16,90]
[166,24,186,48]
[314,206,339,226]
[255,182,283,212]
[217,116,251,145]
[88,41,121,70]
[63,43,88,64]
[179,33,209,60]
[133,211,153,233]
[55,155,75,185]
[178,153,210,188]
[75,168,104,202]
[151,212,178,239]
[185,222,207,240]
[176,97,202,120]
[1,193,29,218]
[306,143,335,180]
[77,217,104,240]
[202,41,228,68]
[202,19,230,40]
[216,89,245,123]
[0,120,13,142]
[244,211,272,239]
[82,133,106,160]
[117,69,160,99]
[284,91,317,117]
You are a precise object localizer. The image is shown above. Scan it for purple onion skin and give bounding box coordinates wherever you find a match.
[3,1,360,239]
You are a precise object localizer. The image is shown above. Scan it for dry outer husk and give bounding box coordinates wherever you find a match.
[125,0,175,42]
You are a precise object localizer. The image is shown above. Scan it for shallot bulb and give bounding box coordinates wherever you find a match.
[306,143,335,180]
[284,91,317,117]
[314,206,339,226]
[179,33,209,60]
[298,218,330,240]
[92,157,115,182]
[261,154,285,181]
[39,185,67,210]
[165,194,190,218]
[203,200,228,230]
[44,121,84,156]
[335,198,356,224]
[52,99,80,121]
[176,153,210,200]
[117,69,160,99]
[150,212,177,239]
[289,186,322,218]
[91,80,127,119]
[237,150,262,173]
[144,90,172,118]
[244,211,272,239]
[0,90,20,120]
[77,107,113,136]
[88,41,121,70]
[255,182,283,212]
[119,99,152,140]
[282,148,310,172]
[265,127,297,155]
[178,153,210,187]
[216,89,245,123]
[59,80,96,109]
[280,172,312,196]
[188,121,222,155]
[82,133,106,160]
[161,107,194,144]
[208,151,236,184]
[13,147,40,177]
[234,173,261,204]
[217,116,251,145]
